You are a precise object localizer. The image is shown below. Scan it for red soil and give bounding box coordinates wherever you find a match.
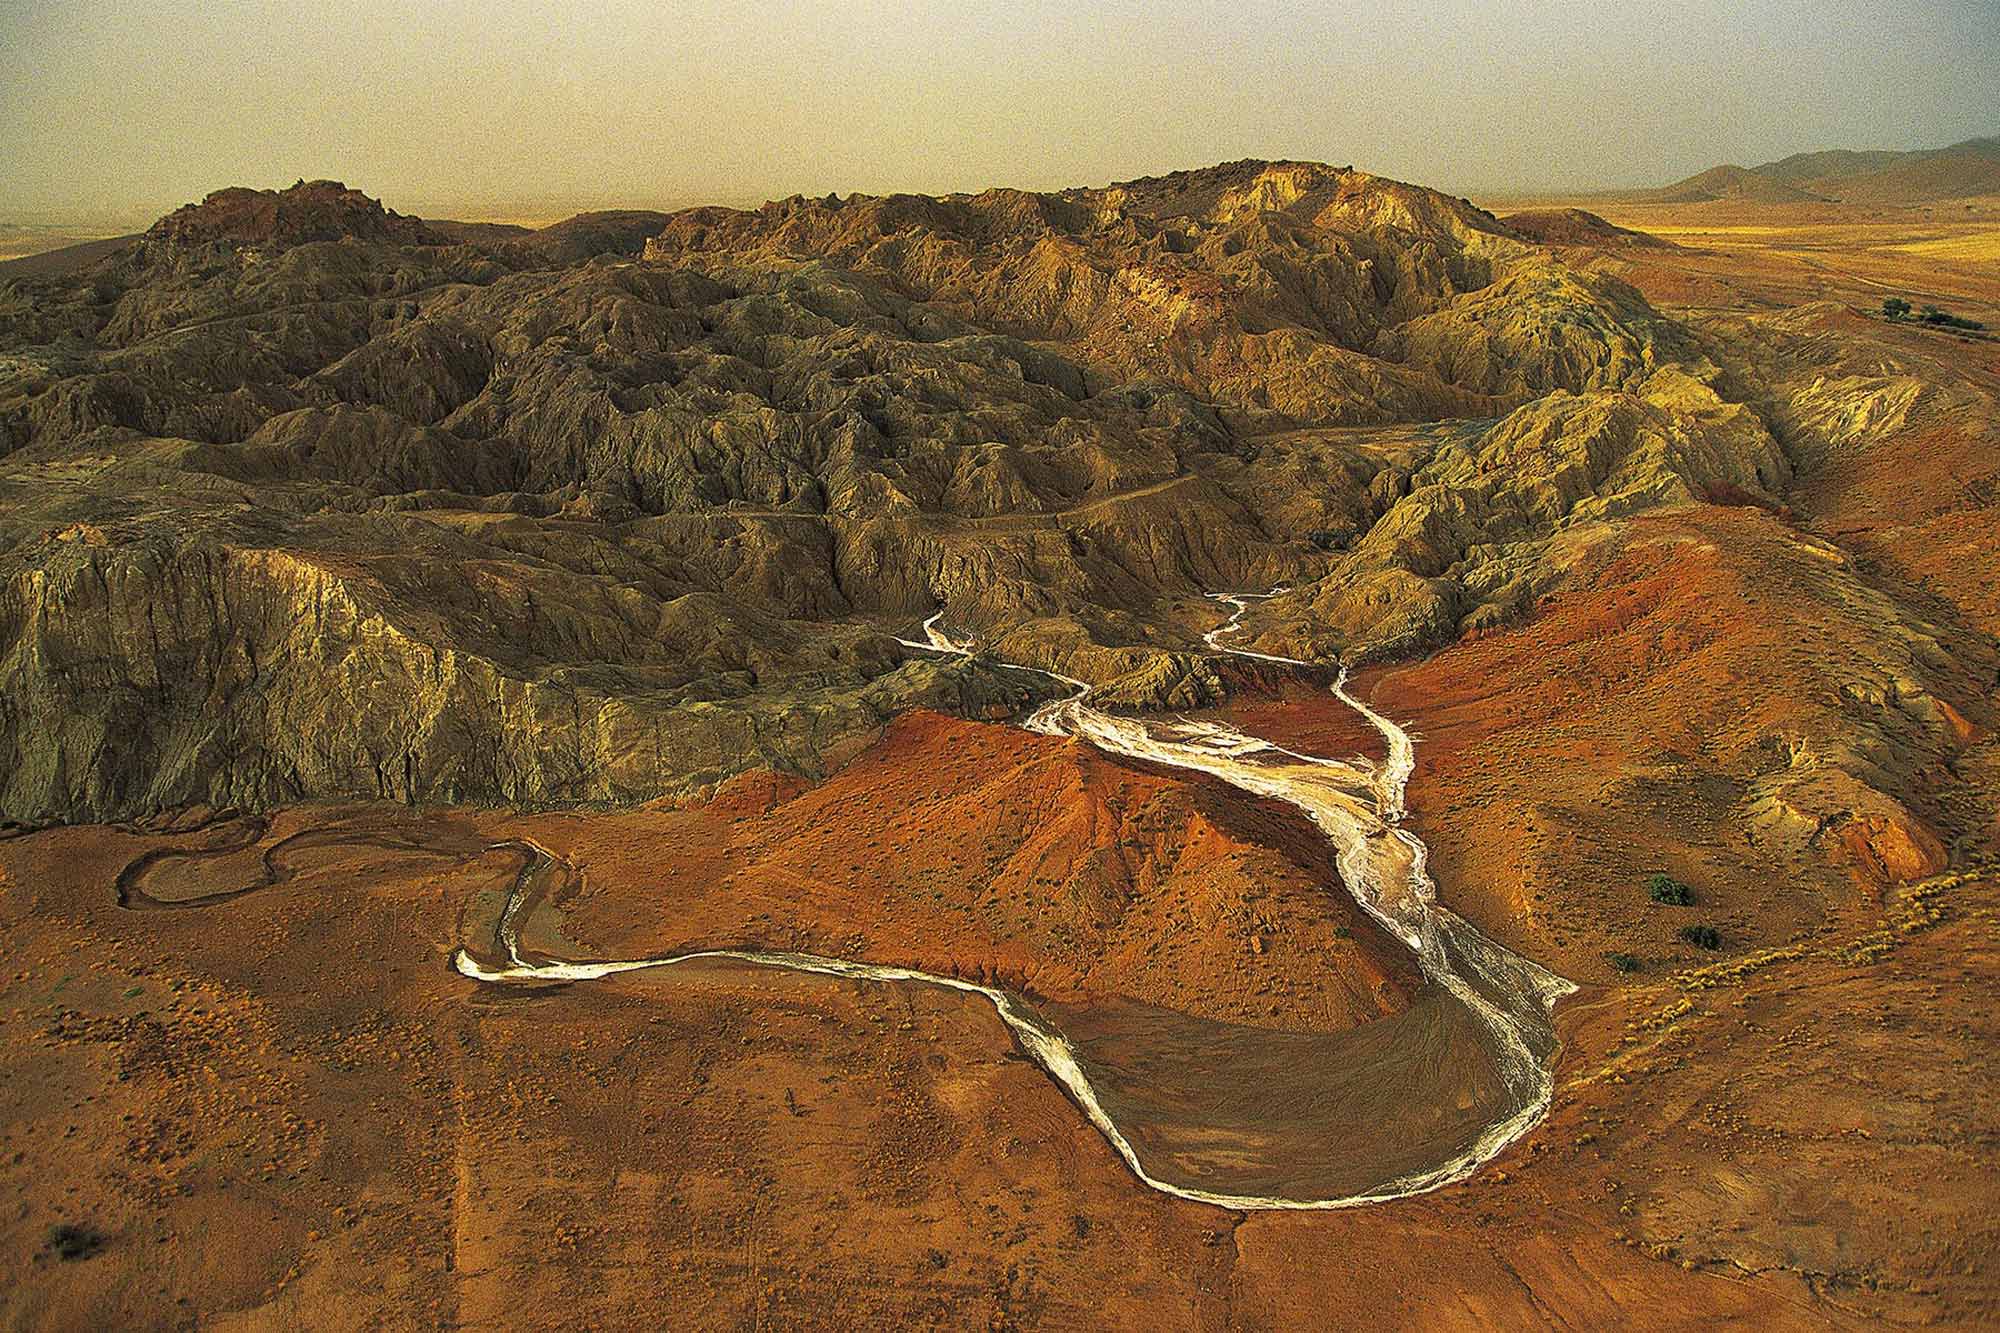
[509,709,1418,1034]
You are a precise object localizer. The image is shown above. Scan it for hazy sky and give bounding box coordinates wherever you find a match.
[4,0,1997,223]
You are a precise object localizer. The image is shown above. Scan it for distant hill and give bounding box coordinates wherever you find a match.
[1638,165,1828,205]
[429,210,673,264]
[0,233,138,278]
[1639,135,2000,204]
[1753,148,1907,186]
[529,210,674,264]
[1499,208,1676,248]
[426,219,535,247]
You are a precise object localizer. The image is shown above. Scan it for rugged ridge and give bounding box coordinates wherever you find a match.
[0,163,1817,820]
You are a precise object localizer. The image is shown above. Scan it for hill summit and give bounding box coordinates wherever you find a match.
[142,179,445,252]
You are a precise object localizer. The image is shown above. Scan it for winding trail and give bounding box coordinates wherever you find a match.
[450,592,1573,1210]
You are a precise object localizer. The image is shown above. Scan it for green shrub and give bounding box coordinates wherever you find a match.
[1605,951,1642,973]
[1882,296,1911,320]
[47,1222,105,1261]
[1677,924,1722,951]
[1646,873,1695,906]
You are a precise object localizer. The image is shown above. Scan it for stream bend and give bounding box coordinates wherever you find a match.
[451,594,1573,1210]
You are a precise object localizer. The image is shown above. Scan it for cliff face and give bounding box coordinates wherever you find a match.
[0,164,1814,821]
[0,521,1063,821]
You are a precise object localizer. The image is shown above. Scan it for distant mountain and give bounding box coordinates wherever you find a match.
[527,210,675,264]
[1638,165,1828,205]
[1753,148,1907,186]
[1639,135,2000,204]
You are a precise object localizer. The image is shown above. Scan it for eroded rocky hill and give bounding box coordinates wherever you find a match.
[0,164,1941,822]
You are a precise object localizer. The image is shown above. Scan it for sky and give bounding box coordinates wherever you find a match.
[3,0,1997,224]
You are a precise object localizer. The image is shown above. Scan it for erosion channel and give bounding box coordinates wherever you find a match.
[445,593,1574,1208]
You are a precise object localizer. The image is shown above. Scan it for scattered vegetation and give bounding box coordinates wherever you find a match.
[1921,303,1985,330]
[1677,924,1722,951]
[1679,943,1808,991]
[1605,951,1642,973]
[1840,865,1974,964]
[1646,872,1696,906]
[47,1222,106,1261]
[1882,295,1986,330]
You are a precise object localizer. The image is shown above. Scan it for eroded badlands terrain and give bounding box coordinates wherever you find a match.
[2,164,1997,1327]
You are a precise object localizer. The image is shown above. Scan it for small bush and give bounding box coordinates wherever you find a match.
[1882,296,1911,320]
[47,1222,105,1261]
[1605,951,1642,973]
[1677,924,1722,951]
[1920,304,1985,331]
[1646,873,1695,906]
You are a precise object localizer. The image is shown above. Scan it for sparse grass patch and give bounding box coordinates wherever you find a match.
[1628,996,1695,1036]
[1840,866,1978,963]
[1887,228,2000,261]
[1841,932,1898,965]
[1678,944,1806,991]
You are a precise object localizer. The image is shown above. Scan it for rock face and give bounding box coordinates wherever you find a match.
[0,164,1818,821]
[1267,367,1791,660]
[0,512,1048,820]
